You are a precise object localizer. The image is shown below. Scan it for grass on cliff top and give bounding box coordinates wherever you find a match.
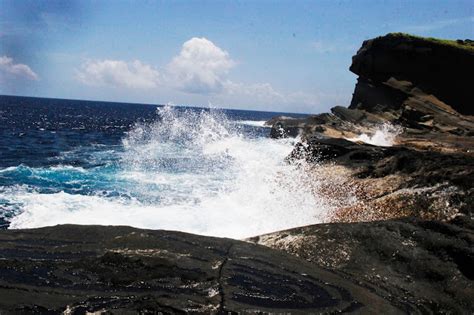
[386,32,474,52]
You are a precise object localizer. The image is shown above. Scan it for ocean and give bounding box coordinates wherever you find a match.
[0,95,331,238]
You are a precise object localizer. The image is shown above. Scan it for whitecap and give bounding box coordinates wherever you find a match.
[6,106,341,239]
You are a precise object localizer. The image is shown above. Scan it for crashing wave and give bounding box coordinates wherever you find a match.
[3,106,343,238]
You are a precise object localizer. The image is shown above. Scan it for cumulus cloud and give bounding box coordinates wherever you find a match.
[166,37,235,94]
[74,37,329,112]
[76,59,160,89]
[0,56,39,80]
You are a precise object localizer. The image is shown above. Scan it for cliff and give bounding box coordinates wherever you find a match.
[350,33,474,116]
[268,33,474,223]
[254,34,474,312]
[269,33,474,147]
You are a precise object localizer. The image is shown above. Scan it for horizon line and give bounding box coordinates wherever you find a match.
[0,94,316,116]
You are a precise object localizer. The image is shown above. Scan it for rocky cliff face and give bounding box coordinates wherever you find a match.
[268,33,474,223]
[251,34,474,313]
[269,34,474,145]
[350,33,474,116]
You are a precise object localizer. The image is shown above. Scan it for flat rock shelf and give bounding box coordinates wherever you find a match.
[0,224,403,314]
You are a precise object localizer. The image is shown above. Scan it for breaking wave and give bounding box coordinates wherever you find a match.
[3,106,336,238]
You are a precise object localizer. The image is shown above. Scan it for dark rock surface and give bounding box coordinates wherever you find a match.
[350,33,474,116]
[0,224,403,314]
[249,216,474,313]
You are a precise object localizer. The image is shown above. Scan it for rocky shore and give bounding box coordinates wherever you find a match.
[269,33,473,224]
[0,33,472,313]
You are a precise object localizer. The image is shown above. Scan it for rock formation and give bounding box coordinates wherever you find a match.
[350,33,474,116]
[269,34,474,148]
[269,33,474,223]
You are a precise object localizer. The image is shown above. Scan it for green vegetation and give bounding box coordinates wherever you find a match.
[385,32,474,52]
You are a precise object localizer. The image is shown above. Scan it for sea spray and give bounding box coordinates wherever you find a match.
[349,123,402,146]
[7,106,337,238]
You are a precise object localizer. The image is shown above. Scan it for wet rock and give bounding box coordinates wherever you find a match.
[261,33,474,314]
[289,136,473,220]
[0,217,9,230]
[249,216,474,313]
[268,118,303,138]
[0,225,404,314]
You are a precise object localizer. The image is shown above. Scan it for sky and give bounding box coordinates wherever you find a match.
[1,0,473,113]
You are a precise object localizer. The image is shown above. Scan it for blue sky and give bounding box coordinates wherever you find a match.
[1,0,473,113]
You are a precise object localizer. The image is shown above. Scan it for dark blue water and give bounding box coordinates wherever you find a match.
[0,95,306,167]
[0,95,321,238]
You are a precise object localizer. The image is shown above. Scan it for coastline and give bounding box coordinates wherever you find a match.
[0,33,473,313]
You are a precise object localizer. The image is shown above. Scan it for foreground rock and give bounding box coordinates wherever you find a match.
[249,216,474,313]
[1,221,472,313]
[0,225,403,313]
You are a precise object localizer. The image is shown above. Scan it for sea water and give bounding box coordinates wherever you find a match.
[0,95,333,238]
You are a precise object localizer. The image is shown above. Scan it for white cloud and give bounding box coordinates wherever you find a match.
[74,37,334,112]
[0,56,39,80]
[166,37,235,94]
[76,59,160,89]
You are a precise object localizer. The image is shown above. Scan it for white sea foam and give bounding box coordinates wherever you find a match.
[6,106,336,239]
[349,123,402,147]
[0,166,19,173]
[234,120,269,127]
